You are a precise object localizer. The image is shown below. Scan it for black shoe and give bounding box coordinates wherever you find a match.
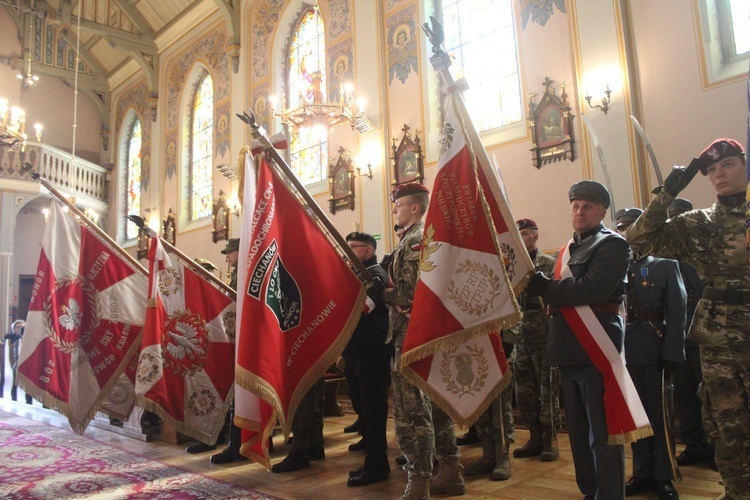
[307,445,325,461]
[625,477,656,496]
[348,438,366,452]
[271,453,310,473]
[395,455,407,466]
[349,466,365,477]
[210,447,248,464]
[675,449,704,466]
[347,468,390,487]
[344,419,361,433]
[656,480,678,500]
[186,441,217,454]
[456,429,480,446]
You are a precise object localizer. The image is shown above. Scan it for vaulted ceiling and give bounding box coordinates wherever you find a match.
[1,0,241,116]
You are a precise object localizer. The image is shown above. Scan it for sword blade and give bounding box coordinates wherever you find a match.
[629,115,664,185]
[662,370,682,482]
[580,114,617,222]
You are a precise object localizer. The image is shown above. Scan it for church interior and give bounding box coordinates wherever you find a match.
[0,0,746,498]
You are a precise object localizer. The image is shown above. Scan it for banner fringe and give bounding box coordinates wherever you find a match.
[608,424,654,445]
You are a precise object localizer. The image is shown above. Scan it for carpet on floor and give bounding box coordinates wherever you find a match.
[0,409,276,499]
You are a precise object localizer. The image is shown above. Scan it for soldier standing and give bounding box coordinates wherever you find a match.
[511,218,560,462]
[666,199,716,470]
[626,138,750,498]
[527,180,631,500]
[385,182,463,499]
[616,208,686,500]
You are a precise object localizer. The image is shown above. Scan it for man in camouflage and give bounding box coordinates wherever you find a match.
[385,182,463,499]
[511,218,560,462]
[626,138,750,499]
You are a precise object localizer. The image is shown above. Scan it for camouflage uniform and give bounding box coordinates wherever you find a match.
[385,221,458,479]
[627,190,750,498]
[513,250,560,455]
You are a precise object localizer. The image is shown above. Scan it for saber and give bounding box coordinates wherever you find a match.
[581,114,617,226]
[629,115,664,185]
[662,370,682,482]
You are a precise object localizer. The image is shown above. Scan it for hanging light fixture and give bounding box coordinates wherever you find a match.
[17,9,39,90]
[269,2,372,135]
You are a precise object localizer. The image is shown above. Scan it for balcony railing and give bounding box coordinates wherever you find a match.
[0,142,108,203]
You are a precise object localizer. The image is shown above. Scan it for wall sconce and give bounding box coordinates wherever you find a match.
[228,196,241,217]
[585,85,612,114]
[162,208,176,245]
[356,160,373,180]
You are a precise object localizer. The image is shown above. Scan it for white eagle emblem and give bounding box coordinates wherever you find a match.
[166,321,206,360]
[58,298,82,331]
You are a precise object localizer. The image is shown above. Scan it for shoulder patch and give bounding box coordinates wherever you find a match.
[410,242,422,252]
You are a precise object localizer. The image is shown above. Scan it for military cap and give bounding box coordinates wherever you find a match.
[568,180,611,209]
[614,208,643,229]
[667,198,693,217]
[390,181,429,202]
[698,138,745,175]
[516,218,538,231]
[195,258,218,272]
[220,238,240,254]
[346,231,377,249]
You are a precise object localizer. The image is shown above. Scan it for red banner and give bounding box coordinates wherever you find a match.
[400,92,523,425]
[18,202,147,434]
[135,238,236,444]
[235,154,365,468]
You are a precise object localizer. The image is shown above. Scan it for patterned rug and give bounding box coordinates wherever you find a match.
[0,410,276,499]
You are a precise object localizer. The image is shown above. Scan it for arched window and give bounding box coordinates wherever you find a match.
[125,118,142,240]
[288,7,328,185]
[190,72,213,220]
[441,0,522,132]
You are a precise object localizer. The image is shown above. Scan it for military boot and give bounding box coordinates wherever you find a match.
[399,472,430,500]
[464,439,495,475]
[540,431,559,462]
[429,456,465,495]
[512,428,543,458]
[491,441,511,481]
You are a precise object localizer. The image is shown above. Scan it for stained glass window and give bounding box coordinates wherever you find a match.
[190,73,213,220]
[289,8,328,185]
[125,119,142,240]
[442,0,522,132]
[727,0,750,56]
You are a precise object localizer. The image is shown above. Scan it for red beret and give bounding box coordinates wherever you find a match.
[698,138,745,174]
[390,181,429,202]
[516,218,538,231]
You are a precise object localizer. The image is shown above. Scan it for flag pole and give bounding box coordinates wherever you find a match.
[237,112,373,286]
[159,237,237,300]
[22,162,148,277]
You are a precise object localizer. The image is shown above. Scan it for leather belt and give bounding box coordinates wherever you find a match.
[626,310,664,322]
[546,302,621,317]
[702,287,750,305]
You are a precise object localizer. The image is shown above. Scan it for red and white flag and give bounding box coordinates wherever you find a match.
[235,154,365,469]
[135,238,236,444]
[18,201,147,434]
[400,91,524,425]
[555,242,653,444]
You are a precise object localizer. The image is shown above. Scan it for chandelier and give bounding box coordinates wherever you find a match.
[0,98,43,150]
[271,72,373,135]
[17,9,39,90]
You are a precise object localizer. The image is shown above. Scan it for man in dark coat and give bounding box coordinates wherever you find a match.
[342,231,393,487]
[616,208,686,500]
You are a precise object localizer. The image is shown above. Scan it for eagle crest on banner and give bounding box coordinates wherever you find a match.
[440,343,489,398]
[44,277,98,354]
[161,309,211,377]
[446,260,503,316]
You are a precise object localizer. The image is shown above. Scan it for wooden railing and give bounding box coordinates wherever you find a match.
[0,142,108,203]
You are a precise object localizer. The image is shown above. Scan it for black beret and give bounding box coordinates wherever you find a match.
[667,198,693,216]
[390,181,429,202]
[698,138,745,175]
[568,180,611,209]
[516,218,538,231]
[220,238,240,254]
[346,231,376,248]
[614,208,643,226]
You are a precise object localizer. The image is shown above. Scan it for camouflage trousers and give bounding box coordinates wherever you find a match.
[700,346,750,498]
[474,379,515,447]
[392,331,458,477]
[514,334,560,437]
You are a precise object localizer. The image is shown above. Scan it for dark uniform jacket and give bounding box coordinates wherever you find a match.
[624,255,686,365]
[343,255,392,363]
[543,224,631,366]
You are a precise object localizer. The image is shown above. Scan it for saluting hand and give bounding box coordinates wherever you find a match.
[654,157,703,197]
